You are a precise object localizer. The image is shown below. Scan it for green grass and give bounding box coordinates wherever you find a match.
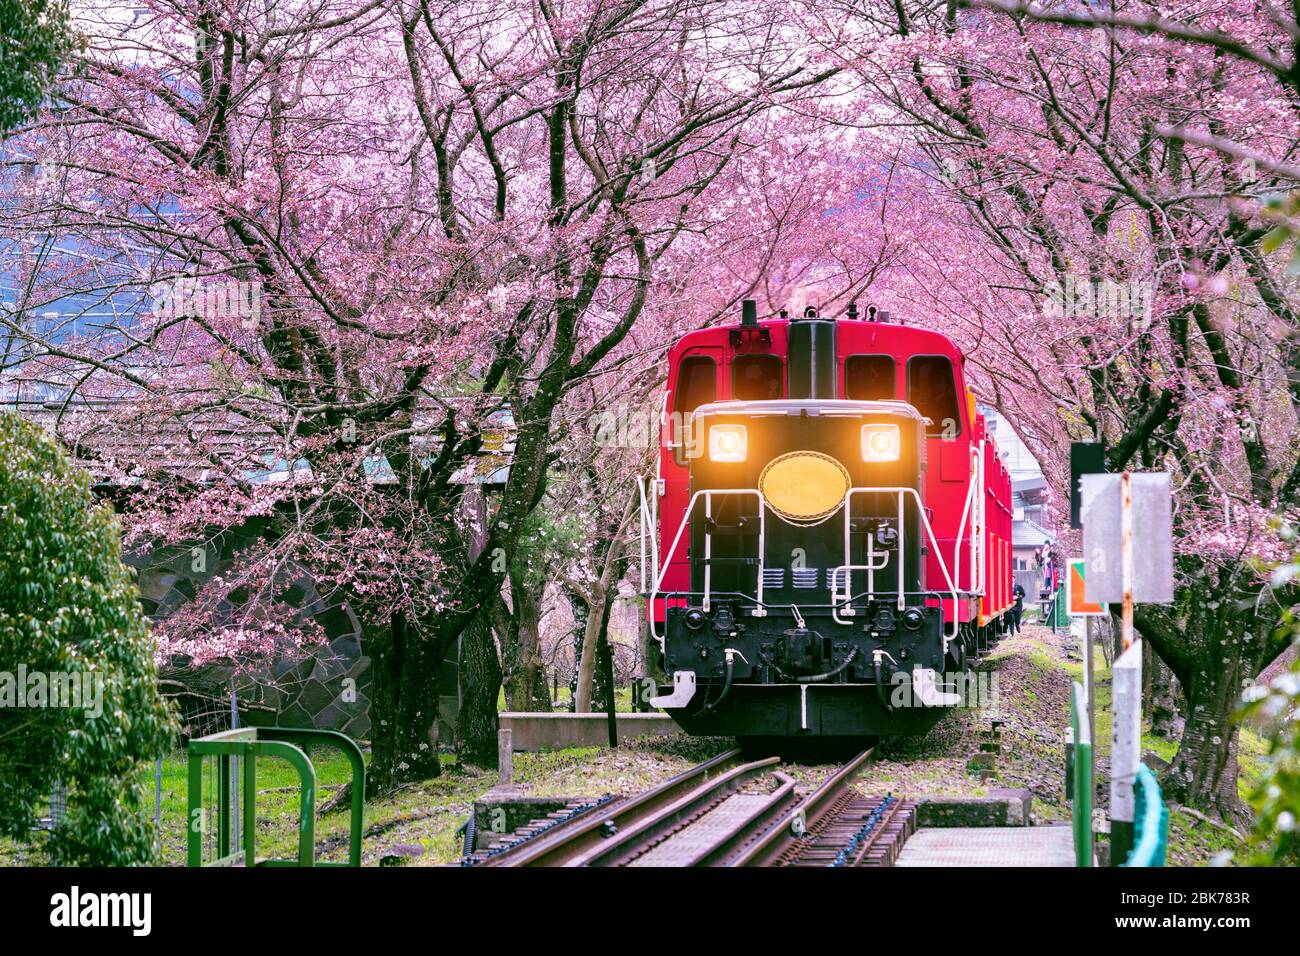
[2,747,477,866]
[2,734,736,867]
[496,685,636,712]
[2,629,1275,868]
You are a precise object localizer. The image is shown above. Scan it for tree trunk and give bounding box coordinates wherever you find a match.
[1161,583,1254,823]
[575,492,637,711]
[1109,610,1125,665]
[504,568,548,711]
[1097,614,1115,668]
[456,611,502,768]
[367,610,442,792]
[1166,673,1244,822]
[574,579,606,713]
[495,592,522,709]
[1134,560,1290,824]
[1148,647,1182,739]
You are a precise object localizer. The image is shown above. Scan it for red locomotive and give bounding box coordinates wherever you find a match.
[638,301,1013,740]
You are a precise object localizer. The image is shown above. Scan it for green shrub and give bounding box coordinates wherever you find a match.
[0,410,175,864]
[1238,538,1300,865]
[0,0,75,133]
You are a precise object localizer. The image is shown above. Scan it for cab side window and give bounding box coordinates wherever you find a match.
[732,354,782,401]
[844,355,895,401]
[907,355,961,437]
[673,355,716,463]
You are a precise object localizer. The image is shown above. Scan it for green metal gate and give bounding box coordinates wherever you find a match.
[187,727,366,867]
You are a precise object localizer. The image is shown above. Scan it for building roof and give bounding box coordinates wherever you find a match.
[1013,517,1054,549]
[4,396,514,488]
[1013,475,1046,493]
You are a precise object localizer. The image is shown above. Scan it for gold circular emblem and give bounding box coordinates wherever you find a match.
[758,451,851,526]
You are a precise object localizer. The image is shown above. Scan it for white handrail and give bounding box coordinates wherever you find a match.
[635,472,664,595]
[648,488,767,644]
[646,482,964,651]
[840,486,961,648]
[952,447,978,596]
[703,494,713,612]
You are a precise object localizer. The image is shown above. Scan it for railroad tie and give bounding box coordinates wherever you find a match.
[780,796,917,867]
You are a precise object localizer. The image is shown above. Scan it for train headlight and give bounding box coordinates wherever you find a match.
[709,424,748,463]
[861,423,900,462]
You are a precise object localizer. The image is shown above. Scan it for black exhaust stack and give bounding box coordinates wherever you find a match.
[787,305,837,399]
[732,298,771,349]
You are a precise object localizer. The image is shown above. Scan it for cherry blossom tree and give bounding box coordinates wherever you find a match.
[8,0,1293,818]
[1,0,838,787]
[800,0,1300,819]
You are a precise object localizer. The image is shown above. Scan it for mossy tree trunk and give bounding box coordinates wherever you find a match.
[1133,559,1292,824]
[503,569,549,711]
[575,491,637,711]
[457,612,502,768]
[367,609,442,793]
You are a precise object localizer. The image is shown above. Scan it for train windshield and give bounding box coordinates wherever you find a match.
[907,355,961,436]
[844,354,895,400]
[732,354,782,400]
[673,354,717,463]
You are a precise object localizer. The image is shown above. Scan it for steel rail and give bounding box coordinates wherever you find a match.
[726,746,877,867]
[688,771,800,867]
[476,747,746,867]
[563,756,782,867]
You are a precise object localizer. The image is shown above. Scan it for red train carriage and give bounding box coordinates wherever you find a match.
[637,301,1012,740]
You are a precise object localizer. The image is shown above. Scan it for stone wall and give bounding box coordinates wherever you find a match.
[129,518,467,742]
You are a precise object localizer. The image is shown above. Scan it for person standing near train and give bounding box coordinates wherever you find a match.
[1011,582,1026,635]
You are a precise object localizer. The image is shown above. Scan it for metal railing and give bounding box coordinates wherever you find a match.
[1123,764,1168,867]
[834,487,961,646]
[641,477,980,650]
[1070,680,1093,867]
[187,727,365,867]
[647,487,768,641]
[636,474,660,594]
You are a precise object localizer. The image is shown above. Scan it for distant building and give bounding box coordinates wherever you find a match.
[980,406,1055,598]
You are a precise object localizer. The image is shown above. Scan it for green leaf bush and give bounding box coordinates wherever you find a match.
[1238,530,1300,865]
[0,410,175,864]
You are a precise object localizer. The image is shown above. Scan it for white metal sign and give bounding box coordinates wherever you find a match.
[1081,473,1174,605]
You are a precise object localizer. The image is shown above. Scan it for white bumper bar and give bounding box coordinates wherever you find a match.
[648,671,697,709]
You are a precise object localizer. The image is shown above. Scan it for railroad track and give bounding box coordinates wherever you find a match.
[463,746,916,867]
[464,747,749,867]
